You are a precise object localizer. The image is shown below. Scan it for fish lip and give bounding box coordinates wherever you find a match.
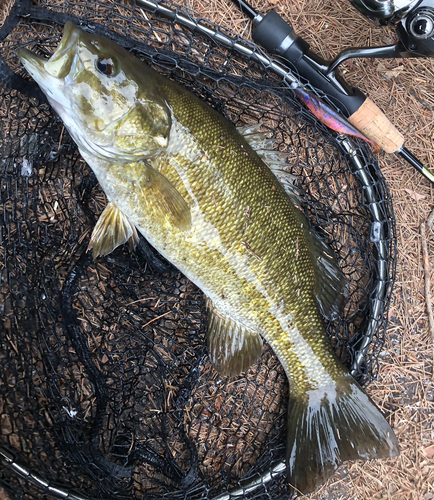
[17,21,79,80]
[46,21,79,67]
[17,47,46,73]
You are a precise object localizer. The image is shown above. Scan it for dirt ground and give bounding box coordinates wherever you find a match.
[1,0,434,499]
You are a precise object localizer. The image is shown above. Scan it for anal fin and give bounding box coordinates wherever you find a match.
[88,202,139,258]
[206,300,262,377]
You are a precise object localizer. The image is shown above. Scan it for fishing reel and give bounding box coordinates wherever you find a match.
[234,0,434,115]
[343,0,434,62]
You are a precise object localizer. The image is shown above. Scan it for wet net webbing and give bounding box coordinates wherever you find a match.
[0,1,396,499]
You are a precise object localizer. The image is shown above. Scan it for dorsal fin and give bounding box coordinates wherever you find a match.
[304,226,346,321]
[206,300,263,377]
[239,122,345,320]
[238,122,301,204]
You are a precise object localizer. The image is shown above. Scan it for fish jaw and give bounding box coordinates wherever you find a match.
[17,21,79,92]
[17,31,119,158]
[44,21,80,78]
[17,48,47,81]
[17,33,83,148]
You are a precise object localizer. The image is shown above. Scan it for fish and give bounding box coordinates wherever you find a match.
[17,22,399,494]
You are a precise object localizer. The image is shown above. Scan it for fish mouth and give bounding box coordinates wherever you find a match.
[17,21,80,81]
[17,47,46,80]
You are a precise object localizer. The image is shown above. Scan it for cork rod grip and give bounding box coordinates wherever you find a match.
[348,98,404,154]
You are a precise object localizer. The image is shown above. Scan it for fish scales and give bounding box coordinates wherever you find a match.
[147,79,342,395]
[18,22,399,494]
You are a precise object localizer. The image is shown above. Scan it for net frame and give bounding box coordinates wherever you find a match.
[0,1,397,498]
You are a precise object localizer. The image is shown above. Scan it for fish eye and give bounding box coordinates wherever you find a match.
[96,57,117,76]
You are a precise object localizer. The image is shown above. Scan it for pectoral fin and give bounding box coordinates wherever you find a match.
[206,301,263,377]
[139,164,191,231]
[88,202,139,258]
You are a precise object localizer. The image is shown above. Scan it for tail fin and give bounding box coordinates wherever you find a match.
[286,374,399,494]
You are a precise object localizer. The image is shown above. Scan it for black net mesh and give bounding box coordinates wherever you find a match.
[0,1,396,499]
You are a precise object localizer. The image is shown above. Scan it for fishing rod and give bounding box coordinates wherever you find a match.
[230,0,434,184]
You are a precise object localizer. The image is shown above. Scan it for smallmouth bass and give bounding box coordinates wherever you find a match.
[18,22,399,493]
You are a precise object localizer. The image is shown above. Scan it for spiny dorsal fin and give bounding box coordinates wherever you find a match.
[238,123,345,320]
[88,202,139,258]
[206,300,263,377]
[238,122,301,204]
[239,122,345,319]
